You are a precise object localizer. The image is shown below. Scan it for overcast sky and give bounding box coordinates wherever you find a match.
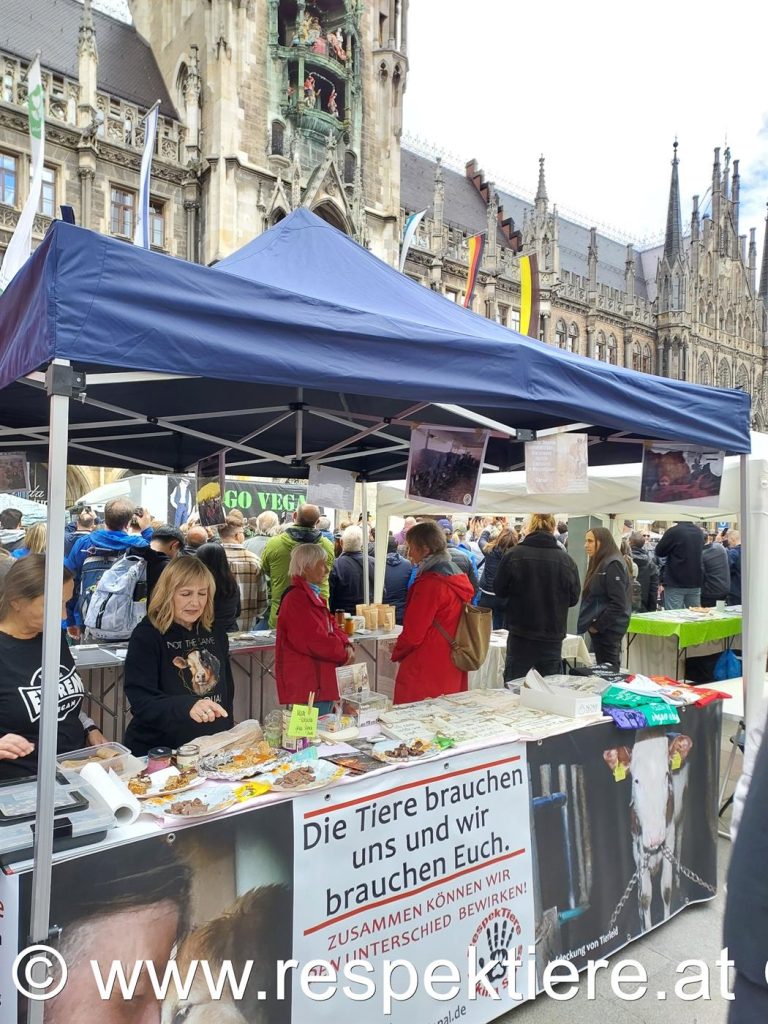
[404,0,768,250]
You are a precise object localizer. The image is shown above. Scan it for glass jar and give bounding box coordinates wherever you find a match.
[146,746,173,774]
[175,744,200,770]
[264,710,283,748]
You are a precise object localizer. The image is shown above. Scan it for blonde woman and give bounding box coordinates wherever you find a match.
[124,556,229,755]
[10,521,46,559]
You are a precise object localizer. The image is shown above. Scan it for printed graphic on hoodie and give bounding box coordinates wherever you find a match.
[18,663,85,723]
[168,635,221,697]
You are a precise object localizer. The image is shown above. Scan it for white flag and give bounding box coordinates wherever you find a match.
[0,55,45,293]
[399,209,427,272]
[133,102,160,248]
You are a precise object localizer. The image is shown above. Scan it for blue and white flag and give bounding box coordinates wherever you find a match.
[133,101,160,248]
[399,209,427,272]
[0,55,44,293]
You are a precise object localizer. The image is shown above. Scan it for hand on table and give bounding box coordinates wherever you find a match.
[86,729,107,747]
[0,734,34,761]
[190,699,228,724]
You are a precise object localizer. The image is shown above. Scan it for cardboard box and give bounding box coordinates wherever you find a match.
[518,685,602,719]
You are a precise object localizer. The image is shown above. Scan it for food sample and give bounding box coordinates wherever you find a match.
[167,797,207,816]
[127,775,152,795]
[161,768,200,792]
[199,744,283,779]
[273,766,316,788]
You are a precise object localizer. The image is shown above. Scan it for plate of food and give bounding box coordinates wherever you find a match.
[263,759,346,792]
[142,787,239,820]
[127,767,205,799]
[198,744,288,781]
[372,738,439,763]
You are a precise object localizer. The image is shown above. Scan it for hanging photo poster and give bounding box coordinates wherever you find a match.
[307,464,356,511]
[0,453,29,493]
[525,433,589,494]
[405,424,489,512]
[640,442,724,505]
[195,452,226,527]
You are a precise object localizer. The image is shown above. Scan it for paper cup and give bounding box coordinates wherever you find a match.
[716,600,726,612]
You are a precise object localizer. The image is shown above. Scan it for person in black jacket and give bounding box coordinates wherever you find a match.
[495,513,581,680]
[129,524,185,605]
[701,533,731,607]
[628,530,659,612]
[383,537,412,624]
[578,527,631,669]
[478,527,518,628]
[329,526,375,614]
[654,520,705,609]
[124,556,229,756]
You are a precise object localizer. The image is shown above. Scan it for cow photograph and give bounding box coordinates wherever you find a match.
[527,704,720,980]
[173,648,221,696]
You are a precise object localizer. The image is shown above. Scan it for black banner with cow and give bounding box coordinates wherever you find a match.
[527,703,720,980]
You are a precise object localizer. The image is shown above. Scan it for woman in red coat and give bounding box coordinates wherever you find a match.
[275,543,353,712]
[391,521,475,705]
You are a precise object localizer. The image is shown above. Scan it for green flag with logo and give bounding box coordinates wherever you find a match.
[0,55,45,293]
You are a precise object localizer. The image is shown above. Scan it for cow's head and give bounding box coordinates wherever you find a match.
[603,733,692,851]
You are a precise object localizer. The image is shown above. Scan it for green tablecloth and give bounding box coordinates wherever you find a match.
[628,611,742,649]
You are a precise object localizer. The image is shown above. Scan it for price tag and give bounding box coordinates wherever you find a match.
[287,704,319,739]
[613,763,627,782]
[671,751,682,771]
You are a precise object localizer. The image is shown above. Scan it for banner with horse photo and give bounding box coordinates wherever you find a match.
[405,424,489,512]
[640,442,724,505]
[526,703,719,983]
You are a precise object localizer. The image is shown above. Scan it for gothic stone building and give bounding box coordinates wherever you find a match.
[1,0,767,433]
[399,143,768,429]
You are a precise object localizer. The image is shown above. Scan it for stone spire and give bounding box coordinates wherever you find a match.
[749,226,757,294]
[732,159,740,239]
[663,140,682,263]
[535,155,548,214]
[759,203,768,301]
[78,0,99,125]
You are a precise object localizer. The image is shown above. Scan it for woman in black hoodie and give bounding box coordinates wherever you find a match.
[577,527,631,669]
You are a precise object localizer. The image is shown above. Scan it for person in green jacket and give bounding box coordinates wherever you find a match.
[260,505,335,627]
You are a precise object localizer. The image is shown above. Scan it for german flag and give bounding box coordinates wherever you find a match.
[462,233,485,308]
[518,252,540,338]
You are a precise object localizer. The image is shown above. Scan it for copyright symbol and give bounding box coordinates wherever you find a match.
[12,945,68,1001]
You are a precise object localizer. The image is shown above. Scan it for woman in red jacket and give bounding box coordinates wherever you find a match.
[275,543,354,712]
[391,521,475,704]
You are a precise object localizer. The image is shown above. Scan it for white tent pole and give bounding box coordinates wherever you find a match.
[361,477,370,605]
[373,483,387,602]
[295,387,303,461]
[740,450,768,736]
[27,362,71,1024]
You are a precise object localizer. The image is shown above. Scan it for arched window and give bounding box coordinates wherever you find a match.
[725,308,735,334]
[567,323,579,353]
[698,352,712,386]
[717,361,731,389]
[271,120,285,156]
[745,316,752,337]
[554,319,566,349]
[595,331,606,361]
[642,345,653,373]
[631,343,642,371]
[343,150,357,185]
[270,207,287,226]
[698,298,706,323]
[607,334,618,365]
[706,302,714,327]
[671,275,683,310]
[736,365,750,393]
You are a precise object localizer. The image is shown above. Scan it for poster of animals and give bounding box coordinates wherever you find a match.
[0,453,29,493]
[405,424,489,512]
[640,442,724,505]
[526,702,719,982]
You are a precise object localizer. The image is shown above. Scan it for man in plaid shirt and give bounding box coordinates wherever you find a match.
[219,521,268,630]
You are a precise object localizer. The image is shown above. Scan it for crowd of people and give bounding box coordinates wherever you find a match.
[0,499,743,778]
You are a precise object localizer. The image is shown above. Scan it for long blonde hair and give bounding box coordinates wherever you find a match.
[148,555,215,633]
[24,522,47,554]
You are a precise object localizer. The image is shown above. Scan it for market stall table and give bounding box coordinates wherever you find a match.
[0,696,722,1023]
[625,608,742,679]
[468,631,593,689]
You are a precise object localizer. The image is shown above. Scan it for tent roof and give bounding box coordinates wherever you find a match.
[0,212,751,480]
[374,442,768,522]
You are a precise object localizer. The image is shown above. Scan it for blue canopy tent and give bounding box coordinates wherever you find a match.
[0,214,756,1018]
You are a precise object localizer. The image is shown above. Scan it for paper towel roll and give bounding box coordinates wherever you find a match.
[80,763,141,826]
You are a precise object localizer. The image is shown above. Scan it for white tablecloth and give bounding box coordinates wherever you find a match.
[468,632,592,690]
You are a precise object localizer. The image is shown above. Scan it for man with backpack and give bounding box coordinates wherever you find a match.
[65,498,154,638]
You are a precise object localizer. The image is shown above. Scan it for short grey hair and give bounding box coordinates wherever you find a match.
[289,542,328,578]
[256,511,279,535]
[317,515,331,531]
[341,525,363,553]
